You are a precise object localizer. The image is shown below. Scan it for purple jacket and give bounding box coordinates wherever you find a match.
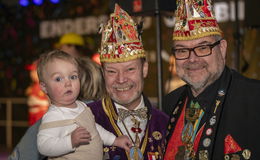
[88,96,169,160]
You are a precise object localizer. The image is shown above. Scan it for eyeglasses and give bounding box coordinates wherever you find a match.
[172,39,223,60]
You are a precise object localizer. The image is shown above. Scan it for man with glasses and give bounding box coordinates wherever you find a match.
[163,0,260,159]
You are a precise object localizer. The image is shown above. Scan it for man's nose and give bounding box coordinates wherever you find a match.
[188,50,199,62]
[117,72,127,83]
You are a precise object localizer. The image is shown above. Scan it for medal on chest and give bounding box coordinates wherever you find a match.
[177,101,204,160]
[120,113,145,160]
[129,117,144,160]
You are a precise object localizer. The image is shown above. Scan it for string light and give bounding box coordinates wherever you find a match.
[19,0,60,7]
[19,0,30,7]
[32,0,44,5]
[49,0,60,4]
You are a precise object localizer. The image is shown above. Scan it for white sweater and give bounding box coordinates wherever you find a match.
[37,100,115,157]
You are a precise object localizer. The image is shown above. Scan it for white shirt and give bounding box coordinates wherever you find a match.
[37,100,116,157]
[115,96,148,144]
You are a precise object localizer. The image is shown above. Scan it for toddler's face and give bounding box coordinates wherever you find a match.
[40,58,80,108]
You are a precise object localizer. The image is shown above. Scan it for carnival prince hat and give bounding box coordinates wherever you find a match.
[99,4,146,63]
[173,0,223,40]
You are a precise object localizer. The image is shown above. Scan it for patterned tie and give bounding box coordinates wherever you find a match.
[118,107,148,121]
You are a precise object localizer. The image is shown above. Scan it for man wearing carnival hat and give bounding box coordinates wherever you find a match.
[87,4,169,160]
[163,0,260,159]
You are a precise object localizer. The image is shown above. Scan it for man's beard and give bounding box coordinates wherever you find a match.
[179,61,224,95]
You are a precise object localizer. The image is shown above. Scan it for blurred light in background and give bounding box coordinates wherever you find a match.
[32,0,43,5]
[19,0,30,7]
[91,53,101,65]
[49,0,60,4]
[19,0,60,7]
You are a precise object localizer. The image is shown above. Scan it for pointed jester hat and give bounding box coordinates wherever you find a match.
[173,0,223,40]
[99,4,146,63]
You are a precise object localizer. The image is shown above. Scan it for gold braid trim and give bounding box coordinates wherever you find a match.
[102,97,121,135]
[102,96,150,159]
[141,125,149,154]
[102,97,130,160]
[100,51,146,63]
[173,31,223,41]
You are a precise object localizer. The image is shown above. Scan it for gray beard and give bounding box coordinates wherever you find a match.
[183,69,223,96]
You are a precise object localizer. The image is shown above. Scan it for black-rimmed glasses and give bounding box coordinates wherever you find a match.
[172,39,223,60]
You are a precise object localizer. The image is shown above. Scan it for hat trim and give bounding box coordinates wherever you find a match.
[173,31,222,41]
[100,51,146,63]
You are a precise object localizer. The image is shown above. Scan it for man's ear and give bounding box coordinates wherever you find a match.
[142,61,149,78]
[219,39,227,60]
[40,82,47,94]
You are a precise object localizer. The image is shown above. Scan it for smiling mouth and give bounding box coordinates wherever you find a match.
[185,62,207,70]
[186,64,206,71]
[115,86,132,91]
[188,67,203,71]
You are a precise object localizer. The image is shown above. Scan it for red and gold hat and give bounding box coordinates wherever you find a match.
[99,4,146,63]
[173,0,223,40]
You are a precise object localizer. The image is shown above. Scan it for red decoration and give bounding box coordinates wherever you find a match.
[224,134,242,154]
[164,98,187,160]
[133,0,142,12]
[26,60,49,125]
[131,127,142,133]
[91,53,101,65]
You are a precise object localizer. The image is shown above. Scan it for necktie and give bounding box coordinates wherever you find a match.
[118,107,148,121]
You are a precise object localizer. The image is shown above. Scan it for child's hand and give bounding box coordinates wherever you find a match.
[113,135,132,151]
[71,127,91,148]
